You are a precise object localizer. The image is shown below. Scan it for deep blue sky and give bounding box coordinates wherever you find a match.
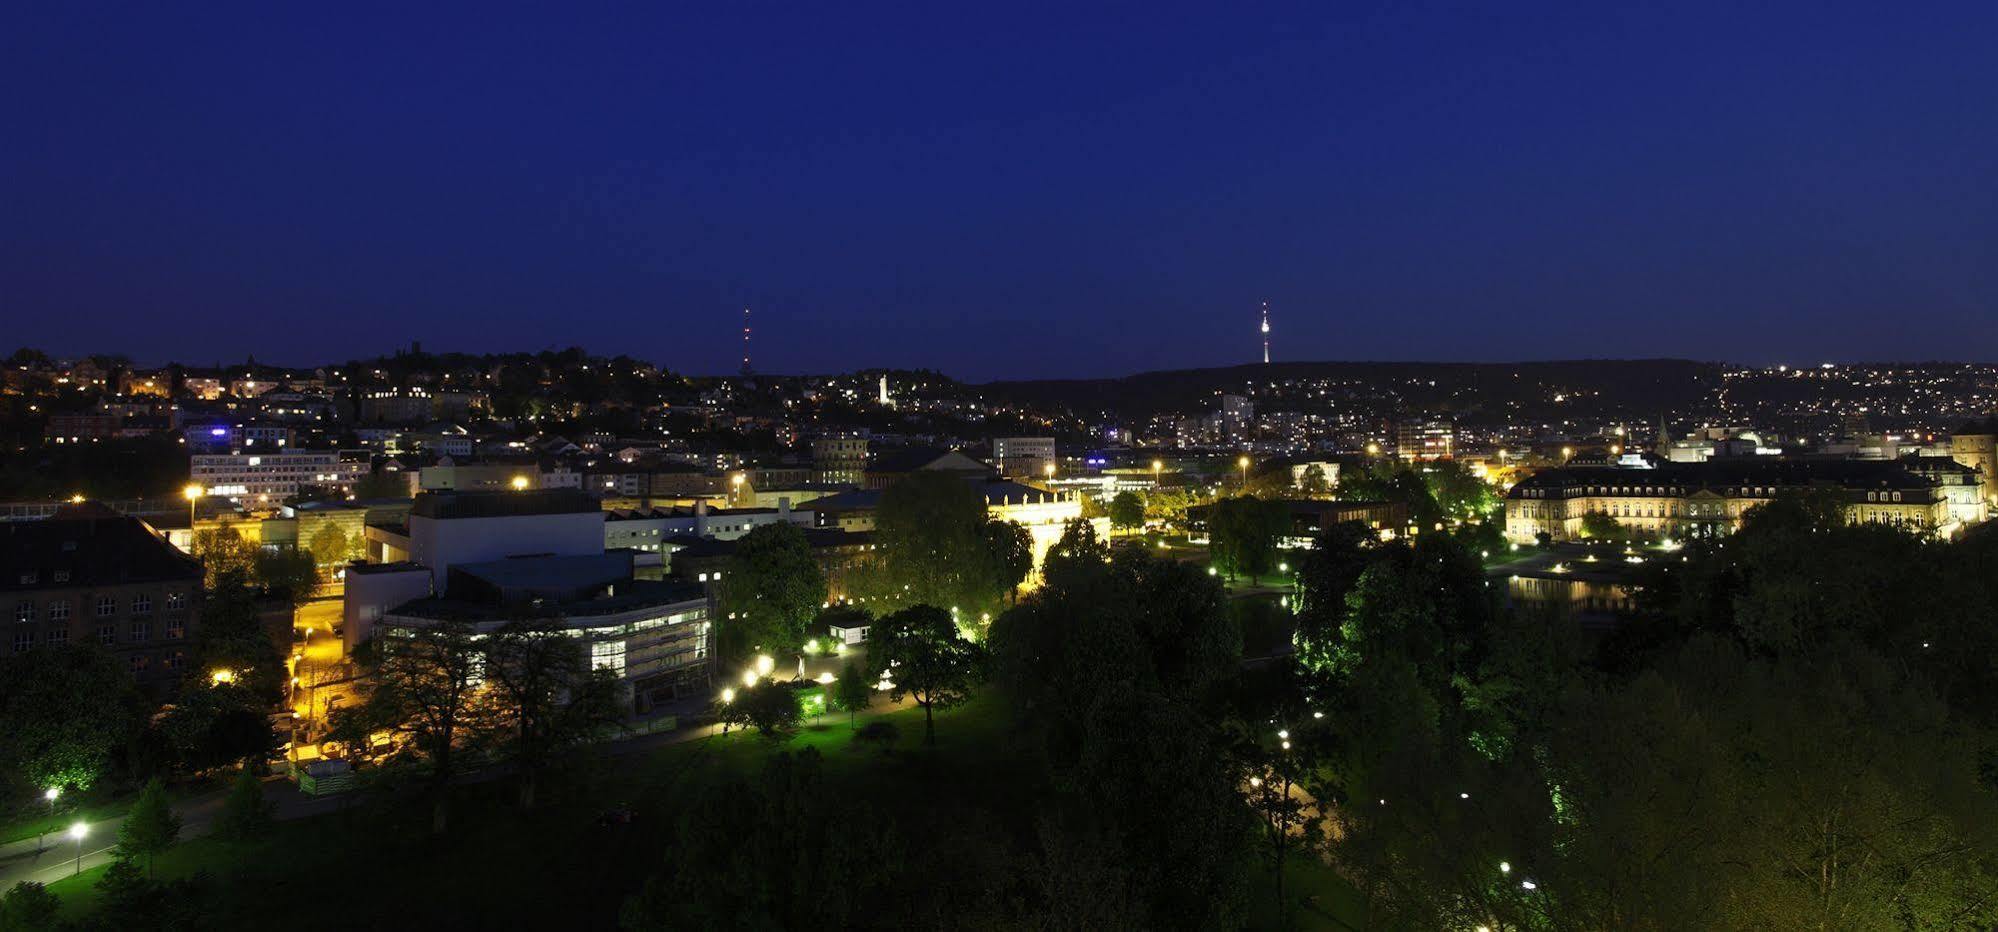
[5,3,1997,380]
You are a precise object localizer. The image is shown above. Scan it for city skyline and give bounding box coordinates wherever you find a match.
[8,3,1998,378]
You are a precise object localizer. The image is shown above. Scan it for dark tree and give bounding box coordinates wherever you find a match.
[0,882,58,932]
[0,644,139,794]
[1108,490,1146,535]
[716,521,827,662]
[484,615,622,809]
[620,750,901,929]
[870,605,984,746]
[719,680,802,739]
[215,765,272,840]
[873,470,1000,612]
[833,658,873,728]
[117,778,181,878]
[981,519,1035,606]
[363,620,490,834]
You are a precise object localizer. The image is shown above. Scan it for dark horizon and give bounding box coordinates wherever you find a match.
[7,3,1998,379]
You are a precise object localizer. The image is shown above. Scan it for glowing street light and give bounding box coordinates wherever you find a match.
[209,669,235,686]
[182,483,202,528]
[68,822,86,876]
[36,787,60,852]
[740,669,759,688]
[1237,456,1250,485]
[510,475,530,491]
[1043,461,1056,481]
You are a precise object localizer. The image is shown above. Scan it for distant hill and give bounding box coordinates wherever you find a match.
[979,359,1725,419]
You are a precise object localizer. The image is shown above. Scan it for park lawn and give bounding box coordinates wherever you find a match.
[46,832,252,922]
[45,693,1026,930]
[0,777,218,848]
[1244,853,1368,931]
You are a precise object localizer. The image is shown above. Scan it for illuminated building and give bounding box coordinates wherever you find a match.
[190,450,371,505]
[349,490,714,704]
[990,437,1056,479]
[811,434,869,486]
[1504,460,1965,543]
[1950,418,1997,505]
[1396,419,1455,461]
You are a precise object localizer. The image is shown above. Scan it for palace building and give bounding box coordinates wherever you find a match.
[1504,459,1971,544]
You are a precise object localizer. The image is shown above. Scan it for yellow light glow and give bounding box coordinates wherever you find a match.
[182,484,203,501]
[209,669,234,685]
[68,493,84,504]
[720,687,736,704]
[510,475,530,491]
[754,654,775,676]
[740,670,759,688]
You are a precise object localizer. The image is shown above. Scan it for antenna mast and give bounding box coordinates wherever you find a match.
[1260,301,1271,364]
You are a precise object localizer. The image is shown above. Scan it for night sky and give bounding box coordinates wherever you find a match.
[5,3,1997,380]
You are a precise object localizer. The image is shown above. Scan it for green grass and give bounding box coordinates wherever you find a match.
[1245,854,1368,931]
[45,694,1024,929]
[45,834,246,922]
[0,778,215,848]
[45,693,1366,931]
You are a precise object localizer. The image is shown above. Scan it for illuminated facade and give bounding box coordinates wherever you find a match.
[1505,460,1960,543]
[1396,419,1455,461]
[191,450,371,505]
[1951,419,1996,506]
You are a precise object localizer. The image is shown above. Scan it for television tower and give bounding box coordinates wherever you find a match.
[1260,301,1271,364]
[740,307,753,377]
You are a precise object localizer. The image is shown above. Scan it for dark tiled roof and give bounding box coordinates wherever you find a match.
[0,512,201,592]
[410,489,601,520]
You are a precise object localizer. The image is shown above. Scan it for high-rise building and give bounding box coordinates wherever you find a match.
[812,434,869,486]
[1397,420,1455,461]
[991,437,1056,478]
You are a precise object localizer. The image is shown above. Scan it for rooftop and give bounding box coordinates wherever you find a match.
[1,507,202,592]
[410,489,601,520]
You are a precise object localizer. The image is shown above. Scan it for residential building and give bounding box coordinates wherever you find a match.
[0,504,201,693]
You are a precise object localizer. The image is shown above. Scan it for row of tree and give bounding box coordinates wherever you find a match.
[1279,495,1998,928]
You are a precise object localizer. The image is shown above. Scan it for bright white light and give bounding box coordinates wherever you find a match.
[68,822,85,841]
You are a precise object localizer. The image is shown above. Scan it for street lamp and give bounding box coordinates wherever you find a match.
[68,822,86,876]
[1237,456,1250,487]
[509,474,530,491]
[1042,461,1056,481]
[182,483,202,530]
[36,787,59,852]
